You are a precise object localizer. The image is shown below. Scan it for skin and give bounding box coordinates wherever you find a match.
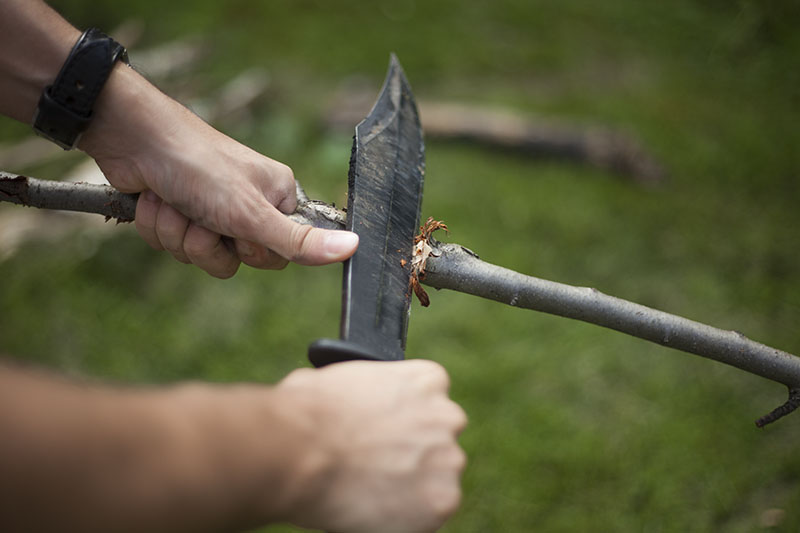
[0,1,468,531]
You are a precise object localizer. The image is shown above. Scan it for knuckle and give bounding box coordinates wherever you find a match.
[263,161,296,213]
[281,367,315,389]
[239,247,289,271]
[170,251,191,264]
[161,240,184,257]
[450,403,468,432]
[425,361,450,388]
[183,228,240,278]
[411,358,446,375]
[452,446,468,471]
[273,161,295,188]
[266,257,290,270]
[145,240,165,252]
[429,485,462,522]
[209,260,240,279]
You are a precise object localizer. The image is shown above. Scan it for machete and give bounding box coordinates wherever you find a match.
[308,54,424,367]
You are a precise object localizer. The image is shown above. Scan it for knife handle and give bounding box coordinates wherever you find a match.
[308,338,394,368]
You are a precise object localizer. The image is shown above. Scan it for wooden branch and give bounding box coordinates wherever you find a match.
[2,171,798,426]
[0,172,138,222]
[422,242,800,427]
[326,96,666,185]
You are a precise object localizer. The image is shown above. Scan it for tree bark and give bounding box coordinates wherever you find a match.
[1,171,797,426]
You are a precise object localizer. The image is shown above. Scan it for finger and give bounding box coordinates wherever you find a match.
[235,239,289,270]
[446,402,468,435]
[183,224,241,279]
[246,206,359,266]
[135,190,165,251]
[425,443,468,474]
[155,202,191,264]
[403,360,451,394]
[425,471,464,528]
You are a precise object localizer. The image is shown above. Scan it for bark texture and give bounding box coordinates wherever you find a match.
[0,172,138,222]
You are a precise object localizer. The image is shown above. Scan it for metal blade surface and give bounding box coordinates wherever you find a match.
[338,54,425,361]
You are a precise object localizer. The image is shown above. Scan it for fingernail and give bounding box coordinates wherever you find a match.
[324,231,359,259]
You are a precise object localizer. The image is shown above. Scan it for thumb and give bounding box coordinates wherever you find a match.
[260,209,359,265]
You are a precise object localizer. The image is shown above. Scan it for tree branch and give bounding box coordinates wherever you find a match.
[0,172,138,222]
[422,241,800,426]
[2,171,798,426]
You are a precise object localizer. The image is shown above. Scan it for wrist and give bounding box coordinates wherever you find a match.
[77,63,221,201]
[251,380,339,526]
[162,381,337,530]
[78,64,175,181]
[269,372,345,527]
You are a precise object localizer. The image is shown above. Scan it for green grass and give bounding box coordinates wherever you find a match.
[3,0,800,531]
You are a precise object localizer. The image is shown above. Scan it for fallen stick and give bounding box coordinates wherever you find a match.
[1,171,797,427]
[326,97,666,185]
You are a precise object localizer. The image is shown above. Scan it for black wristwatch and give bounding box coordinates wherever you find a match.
[32,28,129,150]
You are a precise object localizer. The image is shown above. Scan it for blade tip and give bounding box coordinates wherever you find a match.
[388,53,404,76]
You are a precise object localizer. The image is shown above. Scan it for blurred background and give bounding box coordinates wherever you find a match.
[1,1,799,531]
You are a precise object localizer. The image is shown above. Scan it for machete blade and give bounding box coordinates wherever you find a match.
[309,54,424,367]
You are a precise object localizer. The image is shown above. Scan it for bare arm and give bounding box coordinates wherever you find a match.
[0,363,312,532]
[0,360,466,532]
[0,1,79,123]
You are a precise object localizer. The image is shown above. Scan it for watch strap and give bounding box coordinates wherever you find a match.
[33,28,129,150]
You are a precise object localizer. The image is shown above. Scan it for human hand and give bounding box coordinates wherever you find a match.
[275,360,468,533]
[0,359,463,533]
[80,64,358,278]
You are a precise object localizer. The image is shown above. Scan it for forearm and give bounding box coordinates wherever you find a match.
[0,363,316,532]
[0,0,79,123]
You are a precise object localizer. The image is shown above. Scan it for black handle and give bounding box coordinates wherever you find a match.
[308,338,391,368]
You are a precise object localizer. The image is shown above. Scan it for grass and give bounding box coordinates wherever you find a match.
[2,0,799,531]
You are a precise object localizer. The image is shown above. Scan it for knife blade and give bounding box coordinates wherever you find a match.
[308,54,425,367]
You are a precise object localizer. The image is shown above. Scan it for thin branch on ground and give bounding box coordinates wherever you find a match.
[325,96,666,185]
[1,171,798,426]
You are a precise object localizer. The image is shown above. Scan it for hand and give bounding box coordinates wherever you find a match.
[0,360,464,533]
[80,64,358,278]
[275,360,468,533]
